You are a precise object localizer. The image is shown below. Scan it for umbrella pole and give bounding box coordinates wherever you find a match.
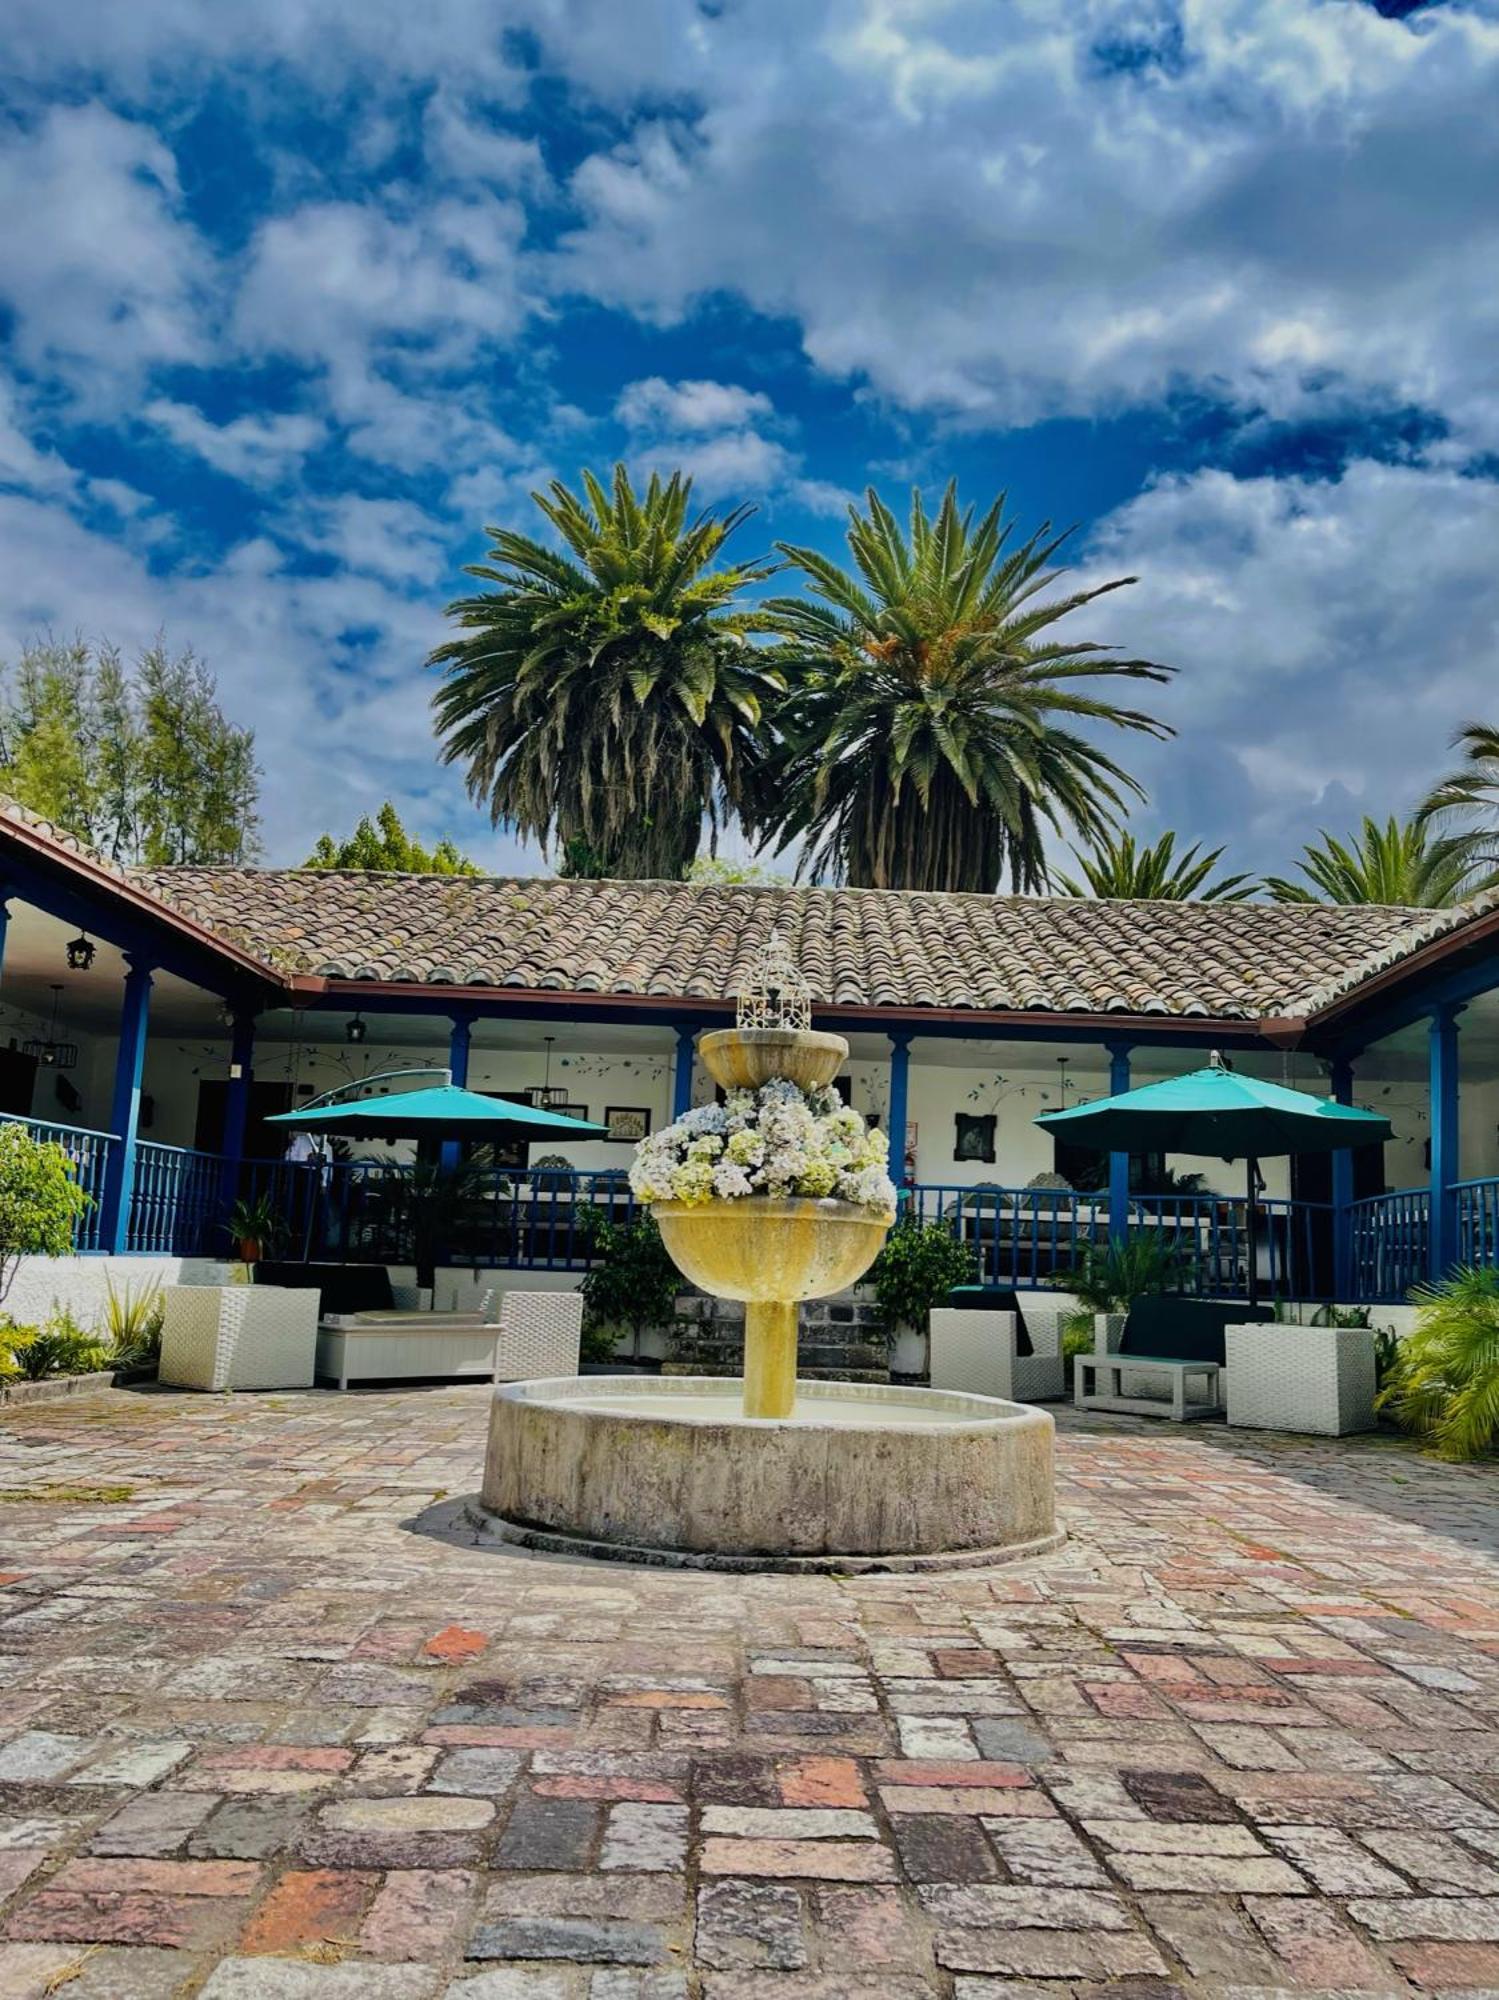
[1245,1154,1260,1308]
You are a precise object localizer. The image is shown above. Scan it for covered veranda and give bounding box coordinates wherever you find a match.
[2,798,1499,1306]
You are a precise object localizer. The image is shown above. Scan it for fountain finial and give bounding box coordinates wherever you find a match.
[735,928,812,1033]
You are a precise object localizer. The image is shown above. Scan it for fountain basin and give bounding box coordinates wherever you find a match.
[652,1195,888,1302]
[478,1375,1062,1573]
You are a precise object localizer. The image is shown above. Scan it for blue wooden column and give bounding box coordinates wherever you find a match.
[888,1031,913,1194]
[218,1011,257,1215]
[442,1013,474,1173]
[100,956,153,1256]
[0,887,11,984]
[1429,1003,1463,1280]
[1106,1042,1132,1243]
[1329,1052,1357,1300]
[672,1024,696,1119]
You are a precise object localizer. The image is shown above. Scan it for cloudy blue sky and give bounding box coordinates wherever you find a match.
[0,0,1495,876]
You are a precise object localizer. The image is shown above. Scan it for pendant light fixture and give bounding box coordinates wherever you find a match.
[531,1035,568,1109]
[345,1013,367,1045]
[23,986,79,1071]
[65,932,96,972]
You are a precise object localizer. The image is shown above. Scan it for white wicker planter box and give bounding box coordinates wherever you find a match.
[159,1285,318,1392]
[1224,1320,1377,1437]
[928,1307,1065,1403]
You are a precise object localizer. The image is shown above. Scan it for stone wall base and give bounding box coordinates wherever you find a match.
[668,1285,889,1383]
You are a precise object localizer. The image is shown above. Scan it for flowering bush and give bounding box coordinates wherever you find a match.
[629,1080,897,1214]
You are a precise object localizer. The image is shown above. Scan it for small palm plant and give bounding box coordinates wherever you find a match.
[1266,815,1479,907]
[1378,1266,1499,1461]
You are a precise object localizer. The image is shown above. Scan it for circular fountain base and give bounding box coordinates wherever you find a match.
[478,1376,1062,1573]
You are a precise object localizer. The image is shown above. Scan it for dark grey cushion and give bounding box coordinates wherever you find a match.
[945,1286,1033,1359]
[1119,1296,1274,1365]
[255,1262,395,1315]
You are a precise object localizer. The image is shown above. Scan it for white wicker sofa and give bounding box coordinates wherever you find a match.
[928,1288,1066,1403]
[316,1290,582,1390]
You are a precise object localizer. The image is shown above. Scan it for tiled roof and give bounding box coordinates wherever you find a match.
[126,863,1459,1022]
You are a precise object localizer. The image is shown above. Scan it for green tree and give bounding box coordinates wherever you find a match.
[0,637,259,864]
[1055,828,1258,901]
[304,801,481,875]
[430,465,783,880]
[0,1123,91,1303]
[1266,815,1479,907]
[1420,722,1499,883]
[757,484,1173,893]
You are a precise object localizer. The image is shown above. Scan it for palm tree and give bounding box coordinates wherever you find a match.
[1265,815,1480,906]
[430,466,782,880]
[756,484,1174,893]
[1420,722,1499,880]
[1055,828,1257,901]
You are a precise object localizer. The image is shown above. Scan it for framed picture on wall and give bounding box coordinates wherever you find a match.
[558,1103,589,1123]
[605,1105,651,1143]
[954,1112,996,1164]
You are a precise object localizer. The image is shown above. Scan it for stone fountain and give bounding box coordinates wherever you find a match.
[479,937,1060,1571]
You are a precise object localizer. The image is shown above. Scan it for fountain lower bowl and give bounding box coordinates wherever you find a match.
[477,1375,1062,1573]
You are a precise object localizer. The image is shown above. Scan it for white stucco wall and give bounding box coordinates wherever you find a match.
[4,1257,237,1333]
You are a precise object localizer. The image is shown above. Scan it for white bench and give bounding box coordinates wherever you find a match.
[316,1291,583,1390]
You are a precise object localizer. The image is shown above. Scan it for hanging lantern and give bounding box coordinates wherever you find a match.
[531,1035,569,1109]
[65,933,95,972]
[345,1014,368,1045]
[23,986,78,1071]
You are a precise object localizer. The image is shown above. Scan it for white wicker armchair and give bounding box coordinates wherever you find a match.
[928,1304,1065,1403]
[491,1290,584,1383]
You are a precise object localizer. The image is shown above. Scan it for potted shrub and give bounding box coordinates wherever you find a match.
[868,1217,976,1375]
[1,1306,112,1399]
[225,1194,282,1267]
[0,1121,91,1305]
[1051,1235,1191,1386]
[578,1212,683,1367]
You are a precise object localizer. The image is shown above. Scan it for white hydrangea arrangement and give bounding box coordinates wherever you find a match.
[629,1079,897,1215]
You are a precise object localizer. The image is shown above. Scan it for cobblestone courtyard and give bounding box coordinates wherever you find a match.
[4,1388,1499,1997]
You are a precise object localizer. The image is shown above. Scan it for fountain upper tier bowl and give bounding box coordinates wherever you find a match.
[478,1375,1062,1573]
[697,1026,848,1092]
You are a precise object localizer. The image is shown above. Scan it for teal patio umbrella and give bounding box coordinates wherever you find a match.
[1035,1062,1392,1303]
[268,1083,606,1143]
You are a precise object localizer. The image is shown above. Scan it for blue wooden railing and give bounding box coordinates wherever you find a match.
[4,1105,1496,1305]
[1347,1186,1429,1303]
[902,1183,1328,1299]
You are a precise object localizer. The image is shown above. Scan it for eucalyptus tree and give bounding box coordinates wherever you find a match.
[430,466,782,880]
[1055,828,1258,901]
[756,484,1173,893]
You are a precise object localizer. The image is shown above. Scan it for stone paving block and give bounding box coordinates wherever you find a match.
[935,1927,1169,1979]
[809,1883,931,1972]
[1246,1894,1394,1985]
[1348,1894,1499,1941]
[428,1749,525,1797]
[1362,1826,1499,1893]
[891,1811,1000,1883]
[918,1883,1133,1931]
[700,1806,875,1839]
[0,1733,93,1781]
[237,1866,377,1954]
[1138,1892,1283,1982]
[0,1943,191,1999]
[67,1741,192,1788]
[466,1916,670,1964]
[695,1878,806,1969]
[0,1849,45,1898]
[1386,1939,1499,1987]
[362,1869,477,1958]
[200,1961,441,1998]
[189,1797,311,1859]
[700,1837,896,1881]
[982,1815,1108,1886]
[89,1791,218,1857]
[599,1802,688,1873]
[969,1718,1054,1765]
[492,1793,600,1872]
[444,1968,574,1998]
[587,1976,688,2000]
[1263,1822,1411,1894]
[776,1757,866,1808]
[4,1887,252,1950]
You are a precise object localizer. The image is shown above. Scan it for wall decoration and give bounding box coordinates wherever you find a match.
[954,1111,996,1163]
[558,1103,590,1123]
[605,1105,651,1143]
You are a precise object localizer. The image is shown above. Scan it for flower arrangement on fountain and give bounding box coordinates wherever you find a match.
[629,1079,897,1216]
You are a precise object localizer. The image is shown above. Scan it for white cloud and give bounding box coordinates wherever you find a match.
[295,496,454,586]
[616,377,775,433]
[0,379,76,498]
[143,400,324,483]
[1081,459,1499,866]
[552,0,1499,448]
[0,104,208,404]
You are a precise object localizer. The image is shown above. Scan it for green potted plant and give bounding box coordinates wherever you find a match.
[868,1217,977,1375]
[1051,1234,1191,1384]
[225,1193,282,1267]
[578,1212,683,1366]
